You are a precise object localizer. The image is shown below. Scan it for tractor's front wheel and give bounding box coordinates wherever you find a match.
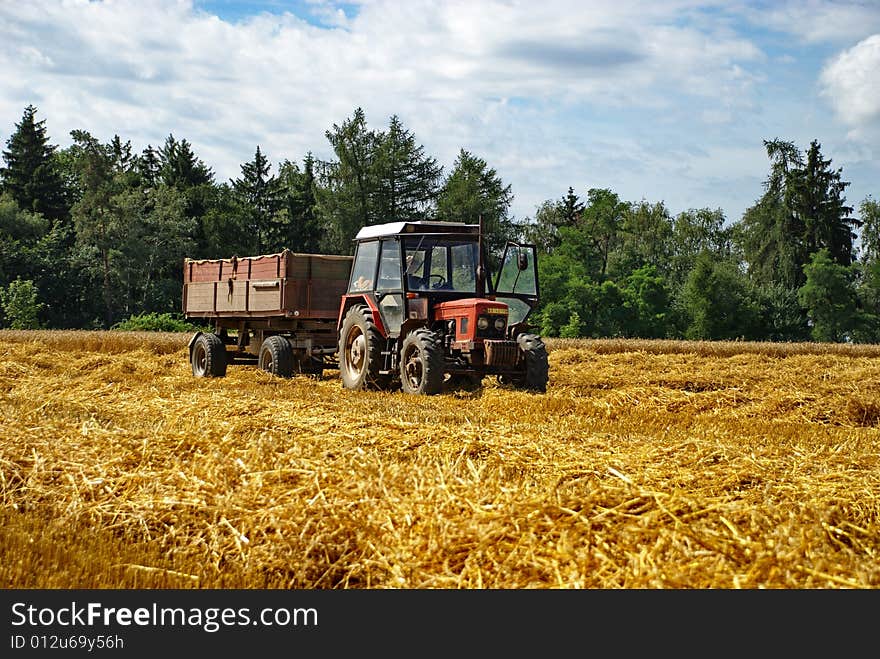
[399,329,444,395]
[339,305,389,390]
[502,333,549,392]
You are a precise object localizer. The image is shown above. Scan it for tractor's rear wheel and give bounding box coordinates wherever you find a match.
[259,335,294,378]
[191,332,227,378]
[339,305,389,390]
[399,329,444,395]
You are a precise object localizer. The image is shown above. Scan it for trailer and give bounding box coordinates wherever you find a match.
[183,220,549,394]
[183,249,352,377]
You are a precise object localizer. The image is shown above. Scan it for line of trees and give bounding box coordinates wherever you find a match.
[527,139,879,343]
[0,105,514,328]
[1,103,878,342]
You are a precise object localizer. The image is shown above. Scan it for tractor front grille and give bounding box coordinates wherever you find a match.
[484,340,519,367]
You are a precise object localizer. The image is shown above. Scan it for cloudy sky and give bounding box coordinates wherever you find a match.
[2,0,879,226]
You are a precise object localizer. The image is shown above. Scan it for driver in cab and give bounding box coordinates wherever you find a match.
[405,252,429,291]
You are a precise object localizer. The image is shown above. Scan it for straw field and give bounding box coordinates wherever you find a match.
[1,330,879,589]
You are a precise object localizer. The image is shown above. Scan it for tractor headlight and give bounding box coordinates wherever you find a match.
[477,316,490,330]
[494,317,506,331]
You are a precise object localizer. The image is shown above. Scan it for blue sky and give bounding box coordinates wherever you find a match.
[2,1,879,229]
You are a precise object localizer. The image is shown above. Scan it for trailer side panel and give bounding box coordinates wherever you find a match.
[183,250,353,321]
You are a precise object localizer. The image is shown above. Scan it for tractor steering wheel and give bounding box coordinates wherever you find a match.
[429,274,446,289]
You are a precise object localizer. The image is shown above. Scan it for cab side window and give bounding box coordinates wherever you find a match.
[349,241,379,292]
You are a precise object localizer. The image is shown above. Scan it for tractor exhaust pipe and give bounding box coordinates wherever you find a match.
[476,214,486,298]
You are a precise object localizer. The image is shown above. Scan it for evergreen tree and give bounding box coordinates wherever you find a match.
[798,248,860,342]
[436,148,515,260]
[522,187,585,256]
[752,282,811,342]
[110,135,134,173]
[317,107,379,253]
[785,140,858,270]
[737,138,857,291]
[0,104,69,223]
[278,154,321,253]
[737,139,804,289]
[681,251,760,340]
[65,129,197,323]
[231,146,285,253]
[560,186,584,227]
[159,135,214,189]
[137,145,162,190]
[68,130,122,325]
[201,182,254,257]
[68,130,139,325]
[372,115,442,222]
[158,134,214,256]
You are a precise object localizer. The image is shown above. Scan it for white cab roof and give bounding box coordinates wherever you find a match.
[354,220,479,241]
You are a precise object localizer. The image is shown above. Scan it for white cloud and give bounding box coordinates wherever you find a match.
[820,34,880,130]
[0,0,870,224]
[741,0,880,45]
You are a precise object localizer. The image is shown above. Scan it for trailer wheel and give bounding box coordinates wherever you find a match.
[339,305,389,390]
[509,333,549,392]
[259,335,294,378]
[191,333,227,378]
[399,329,444,395]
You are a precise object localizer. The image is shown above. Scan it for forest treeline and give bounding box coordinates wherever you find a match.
[1,104,878,342]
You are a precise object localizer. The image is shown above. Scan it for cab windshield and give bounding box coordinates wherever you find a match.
[403,237,479,293]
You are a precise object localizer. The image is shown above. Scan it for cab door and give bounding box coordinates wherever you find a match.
[375,238,405,337]
[493,242,540,329]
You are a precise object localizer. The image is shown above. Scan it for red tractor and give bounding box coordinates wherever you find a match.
[336,219,548,394]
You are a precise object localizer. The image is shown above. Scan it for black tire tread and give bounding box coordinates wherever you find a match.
[515,333,549,393]
[400,328,445,395]
[339,305,389,390]
[192,332,227,378]
[259,335,294,378]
